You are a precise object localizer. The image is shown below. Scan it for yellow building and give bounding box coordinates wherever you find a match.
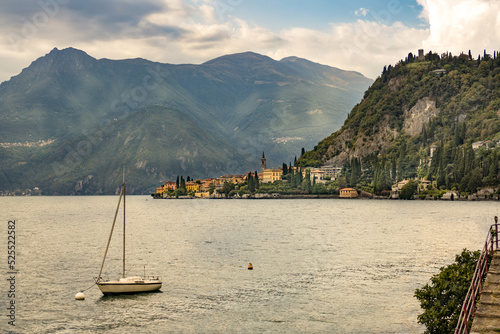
[262,169,282,183]
[339,188,358,198]
[186,181,201,193]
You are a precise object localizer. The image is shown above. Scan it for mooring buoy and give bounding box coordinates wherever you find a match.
[75,292,85,300]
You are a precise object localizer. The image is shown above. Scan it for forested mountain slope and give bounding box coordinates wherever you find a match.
[298,51,500,194]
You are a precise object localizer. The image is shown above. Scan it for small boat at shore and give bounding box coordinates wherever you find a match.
[96,176,162,295]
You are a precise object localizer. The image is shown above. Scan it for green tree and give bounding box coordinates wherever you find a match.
[373,162,391,194]
[301,169,312,192]
[467,167,482,193]
[220,181,234,198]
[282,163,288,175]
[247,172,255,193]
[349,158,361,186]
[399,179,418,199]
[414,249,480,334]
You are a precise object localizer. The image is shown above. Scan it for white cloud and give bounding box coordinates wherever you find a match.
[270,20,428,79]
[1,0,500,83]
[417,0,500,56]
[355,8,369,17]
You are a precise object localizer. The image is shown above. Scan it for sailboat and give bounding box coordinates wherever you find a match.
[96,177,162,295]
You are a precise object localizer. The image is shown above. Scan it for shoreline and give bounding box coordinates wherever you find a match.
[152,193,500,201]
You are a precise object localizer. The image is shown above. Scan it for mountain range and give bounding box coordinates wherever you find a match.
[0,47,372,194]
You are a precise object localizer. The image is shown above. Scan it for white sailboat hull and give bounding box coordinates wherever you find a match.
[96,179,163,296]
[97,277,162,295]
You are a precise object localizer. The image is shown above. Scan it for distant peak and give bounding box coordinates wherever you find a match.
[25,47,97,75]
[46,47,94,59]
[280,56,301,62]
[202,51,276,66]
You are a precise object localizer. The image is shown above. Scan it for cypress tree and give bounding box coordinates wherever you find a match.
[391,159,397,181]
[490,151,499,179]
[176,176,180,189]
[283,163,288,175]
[302,169,312,192]
[454,123,461,146]
[247,172,255,193]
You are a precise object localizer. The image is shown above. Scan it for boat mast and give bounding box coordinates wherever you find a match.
[122,167,126,279]
[97,185,124,281]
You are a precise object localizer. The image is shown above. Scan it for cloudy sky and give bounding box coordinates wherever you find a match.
[0,0,499,83]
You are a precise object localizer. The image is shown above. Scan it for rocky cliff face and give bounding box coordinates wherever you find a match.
[403,98,440,136]
[324,116,401,167]
[316,96,441,167]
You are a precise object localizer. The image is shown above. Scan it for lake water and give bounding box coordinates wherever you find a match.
[0,197,498,333]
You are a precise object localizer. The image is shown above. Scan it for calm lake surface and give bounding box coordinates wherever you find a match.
[0,197,499,333]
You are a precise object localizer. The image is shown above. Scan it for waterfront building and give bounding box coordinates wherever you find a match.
[339,188,358,198]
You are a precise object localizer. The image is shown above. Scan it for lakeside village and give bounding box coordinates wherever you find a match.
[152,148,500,201]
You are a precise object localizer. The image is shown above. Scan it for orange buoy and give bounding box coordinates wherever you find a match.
[248,262,253,270]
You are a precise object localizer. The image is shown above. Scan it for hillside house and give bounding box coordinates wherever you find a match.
[472,141,484,150]
[321,165,342,179]
[392,180,410,191]
[391,180,410,199]
[418,180,431,192]
[310,170,327,183]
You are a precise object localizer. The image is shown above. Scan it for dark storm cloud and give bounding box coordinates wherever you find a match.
[0,0,186,42]
[0,0,165,22]
[65,0,165,28]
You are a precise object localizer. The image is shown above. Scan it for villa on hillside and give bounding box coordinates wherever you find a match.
[310,170,327,184]
[319,165,342,180]
[391,180,410,199]
[418,180,432,192]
